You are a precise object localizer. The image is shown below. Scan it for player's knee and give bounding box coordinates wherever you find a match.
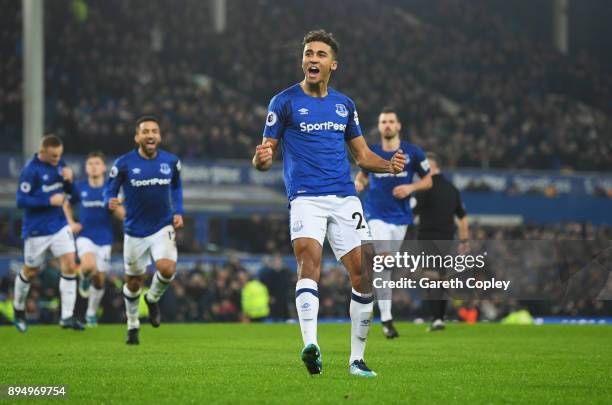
[23,266,39,279]
[125,276,143,292]
[60,256,78,275]
[80,256,96,274]
[156,260,176,279]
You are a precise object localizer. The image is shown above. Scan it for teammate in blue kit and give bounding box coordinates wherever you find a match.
[252,30,407,377]
[64,151,125,327]
[104,116,184,345]
[354,107,432,339]
[14,135,84,332]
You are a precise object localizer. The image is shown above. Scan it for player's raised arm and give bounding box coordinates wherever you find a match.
[252,138,279,171]
[347,136,406,174]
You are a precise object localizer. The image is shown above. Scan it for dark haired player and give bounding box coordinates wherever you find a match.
[105,116,184,345]
[14,135,84,331]
[64,151,125,327]
[252,30,406,377]
[354,107,432,338]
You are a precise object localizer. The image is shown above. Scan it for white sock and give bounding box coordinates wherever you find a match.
[377,269,393,322]
[86,286,105,317]
[13,269,31,311]
[295,278,319,347]
[350,288,374,364]
[59,274,77,319]
[123,284,141,330]
[145,271,174,303]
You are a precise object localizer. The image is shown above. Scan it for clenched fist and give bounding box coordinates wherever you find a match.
[108,197,122,211]
[61,167,74,183]
[389,149,407,174]
[253,142,274,170]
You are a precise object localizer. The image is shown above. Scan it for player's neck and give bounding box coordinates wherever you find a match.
[381,136,400,152]
[88,176,104,188]
[300,80,328,98]
[138,147,158,160]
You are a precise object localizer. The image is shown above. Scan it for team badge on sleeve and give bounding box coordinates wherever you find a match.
[421,159,431,172]
[109,166,118,178]
[266,111,278,127]
[353,110,360,125]
[20,182,31,193]
[176,160,182,172]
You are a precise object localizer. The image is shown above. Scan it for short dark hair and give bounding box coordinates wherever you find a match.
[426,152,440,166]
[302,30,339,58]
[135,115,160,132]
[40,134,63,148]
[379,106,401,122]
[86,151,105,161]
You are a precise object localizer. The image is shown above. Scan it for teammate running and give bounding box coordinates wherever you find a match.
[354,107,432,338]
[252,30,406,377]
[64,151,125,327]
[14,135,84,331]
[105,116,184,345]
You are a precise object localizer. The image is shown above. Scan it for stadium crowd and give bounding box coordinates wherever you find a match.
[1,222,609,326]
[1,0,611,171]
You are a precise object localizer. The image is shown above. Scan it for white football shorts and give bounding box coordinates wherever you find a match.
[123,225,177,276]
[289,195,372,261]
[76,236,112,272]
[24,225,75,268]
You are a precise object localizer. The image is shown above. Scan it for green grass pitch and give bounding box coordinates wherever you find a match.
[1,323,610,404]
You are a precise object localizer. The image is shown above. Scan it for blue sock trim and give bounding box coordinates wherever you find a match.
[296,288,319,298]
[155,272,171,285]
[123,293,140,302]
[351,293,373,304]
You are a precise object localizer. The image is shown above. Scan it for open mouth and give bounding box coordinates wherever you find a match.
[307,66,320,78]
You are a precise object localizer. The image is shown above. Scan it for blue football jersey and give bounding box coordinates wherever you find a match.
[16,154,74,238]
[263,84,363,201]
[363,141,430,225]
[70,180,114,245]
[104,149,183,238]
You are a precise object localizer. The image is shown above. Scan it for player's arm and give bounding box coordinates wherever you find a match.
[112,205,126,221]
[16,168,63,208]
[347,137,406,174]
[62,200,82,234]
[392,147,433,199]
[104,161,124,211]
[392,174,432,199]
[252,138,279,171]
[60,163,76,195]
[171,159,184,229]
[255,96,285,171]
[354,170,369,193]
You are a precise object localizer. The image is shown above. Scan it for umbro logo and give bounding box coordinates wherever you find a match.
[132,168,141,174]
[298,108,309,115]
[42,174,49,181]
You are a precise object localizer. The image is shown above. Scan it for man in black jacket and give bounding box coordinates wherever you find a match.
[413,153,469,331]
